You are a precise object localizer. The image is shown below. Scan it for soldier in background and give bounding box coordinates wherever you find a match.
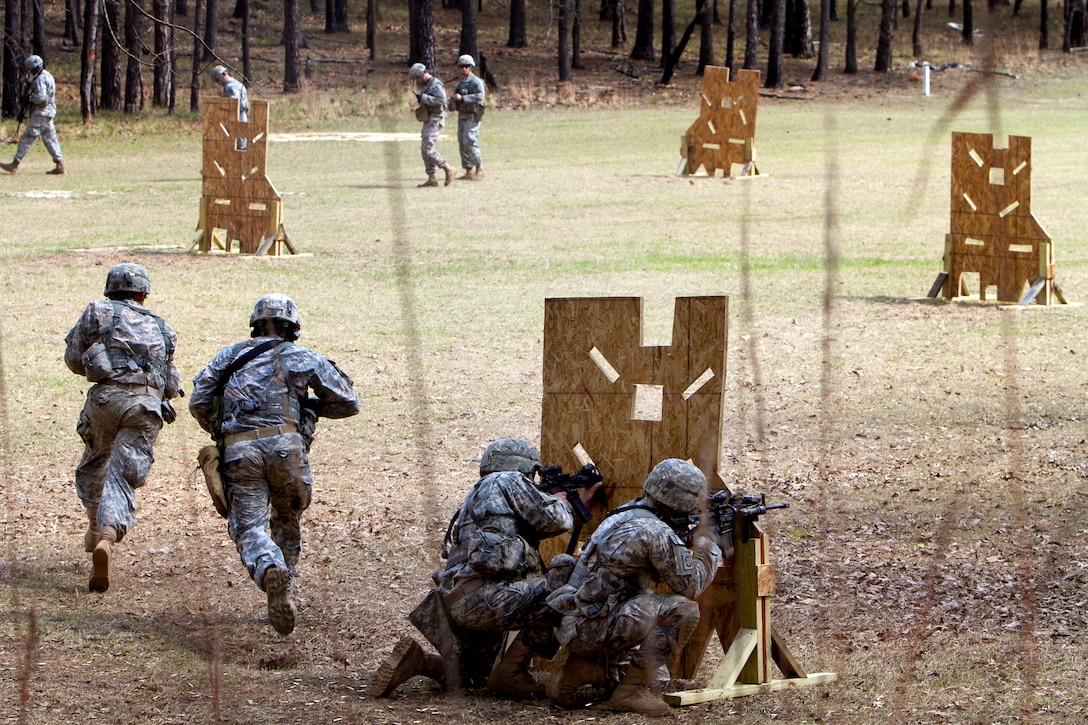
[64,264,181,593]
[546,459,723,716]
[409,63,454,187]
[449,55,486,180]
[189,294,359,636]
[210,65,249,123]
[1,55,65,175]
[369,438,601,699]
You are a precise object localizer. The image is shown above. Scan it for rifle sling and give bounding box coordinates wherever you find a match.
[213,339,283,399]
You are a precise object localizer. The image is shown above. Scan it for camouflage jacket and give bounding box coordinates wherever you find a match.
[547,497,722,619]
[64,299,180,398]
[221,77,249,121]
[453,73,485,114]
[189,336,360,437]
[437,470,574,592]
[416,76,447,118]
[27,69,57,118]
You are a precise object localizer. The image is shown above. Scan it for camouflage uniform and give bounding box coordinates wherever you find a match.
[189,337,359,589]
[547,499,722,673]
[416,75,448,175]
[64,299,180,541]
[14,65,63,166]
[452,72,485,171]
[221,76,250,122]
[436,469,575,657]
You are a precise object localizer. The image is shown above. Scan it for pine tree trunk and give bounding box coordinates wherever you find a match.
[285,0,302,92]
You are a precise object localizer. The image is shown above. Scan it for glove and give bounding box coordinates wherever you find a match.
[161,399,177,424]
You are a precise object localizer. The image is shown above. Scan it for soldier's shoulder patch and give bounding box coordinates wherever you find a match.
[675,543,694,573]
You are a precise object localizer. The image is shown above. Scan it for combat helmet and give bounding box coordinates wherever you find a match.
[103,263,152,296]
[642,459,707,513]
[25,55,44,72]
[250,293,302,339]
[479,438,540,476]
[409,63,427,79]
[457,55,476,68]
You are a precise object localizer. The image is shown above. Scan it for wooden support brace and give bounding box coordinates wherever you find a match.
[1019,277,1046,306]
[927,271,948,298]
[664,672,839,706]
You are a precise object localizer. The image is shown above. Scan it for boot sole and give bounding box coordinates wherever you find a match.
[368,636,425,697]
[89,542,110,593]
[265,567,296,635]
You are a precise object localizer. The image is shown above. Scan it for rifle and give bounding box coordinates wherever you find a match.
[5,86,29,144]
[535,463,606,524]
[666,491,789,550]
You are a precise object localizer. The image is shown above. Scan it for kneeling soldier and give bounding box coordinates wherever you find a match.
[546,459,723,716]
[370,438,600,698]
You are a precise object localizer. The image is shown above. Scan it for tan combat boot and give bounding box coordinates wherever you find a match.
[485,639,544,699]
[84,509,99,553]
[0,160,18,174]
[546,648,607,708]
[442,164,454,186]
[606,666,671,716]
[264,566,296,635]
[369,636,445,697]
[418,173,438,188]
[457,167,475,181]
[89,526,117,593]
[473,165,484,180]
[47,160,66,175]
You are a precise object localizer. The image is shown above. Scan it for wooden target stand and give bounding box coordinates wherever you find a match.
[928,132,1066,306]
[680,66,762,178]
[188,97,296,256]
[539,297,835,707]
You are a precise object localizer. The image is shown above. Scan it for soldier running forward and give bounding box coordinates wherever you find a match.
[409,62,455,187]
[1,55,65,175]
[189,294,360,635]
[546,459,723,716]
[449,55,486,180]
[369,438,602,699]
[64,264,181,593]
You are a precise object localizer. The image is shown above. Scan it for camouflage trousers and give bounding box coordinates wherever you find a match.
[557,592,700,670]
[15,114,63,163]
[445,575,560,658]
[420,116,447,174]
[222,433,312,590]
[75,385,163,541]
[457,114,481,169]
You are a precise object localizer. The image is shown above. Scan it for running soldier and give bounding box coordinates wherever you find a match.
[1,55,65,175]
[409,63,454,187]
[64,264,181,592]
[546,459,723,716]
[189,294,360,635]
[369,438,601,699]
[449,55,485,180]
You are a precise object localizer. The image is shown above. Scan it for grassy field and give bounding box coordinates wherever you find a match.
[2,47,1088,724]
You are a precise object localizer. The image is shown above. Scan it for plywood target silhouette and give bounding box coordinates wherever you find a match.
[540,297,835,700]
[189,97,295,256]
[932,132,1064,305]
[680,66,761,178]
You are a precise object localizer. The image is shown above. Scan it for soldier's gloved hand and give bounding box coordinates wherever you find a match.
[161,399,177,424]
